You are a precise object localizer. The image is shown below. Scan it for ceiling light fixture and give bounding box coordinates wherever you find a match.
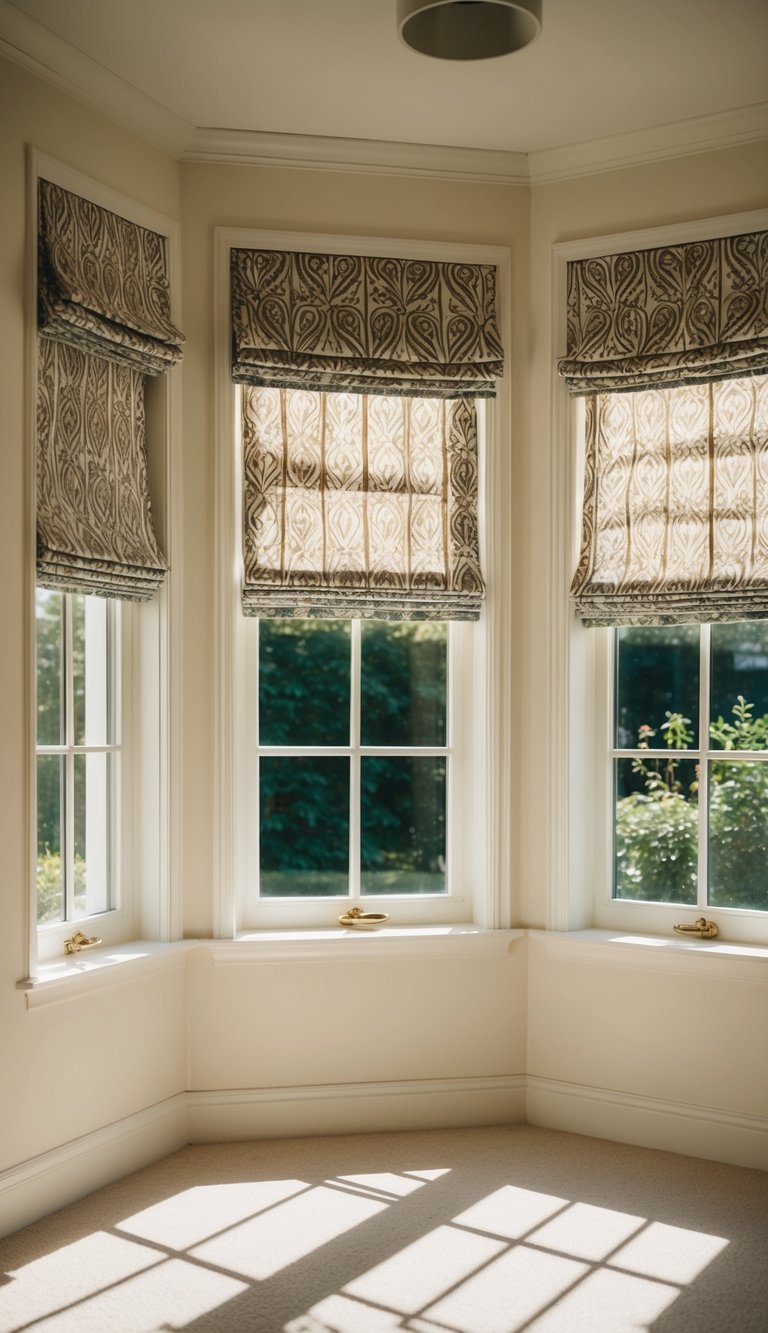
[398,0,542,61]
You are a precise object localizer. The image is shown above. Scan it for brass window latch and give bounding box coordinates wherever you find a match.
[673,917,719,939]
[338,907,390,929]
[64,930,103,954]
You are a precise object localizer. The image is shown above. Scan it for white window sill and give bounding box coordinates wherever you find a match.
[528,928,768,981]
[17,930,524,1004]
[17,940,198,1009]
[205,925,525,963]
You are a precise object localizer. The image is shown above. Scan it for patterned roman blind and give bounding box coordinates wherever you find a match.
[571,375,768,625]
[233,245,502,621]
[565,228,768,626]
[231,248,503,398]
[36,180,183,600]
[558,231,768,395]
[241,387,484,620]
[39,180,184,375]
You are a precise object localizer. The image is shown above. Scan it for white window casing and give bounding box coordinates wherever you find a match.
[214,229,514,936]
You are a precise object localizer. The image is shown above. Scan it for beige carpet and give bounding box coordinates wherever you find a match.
[1,1125,766,1332]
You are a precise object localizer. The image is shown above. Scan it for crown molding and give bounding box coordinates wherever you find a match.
[1,0,766,184]
[184,127,530,184]
[528,101,768,184]
[0,0,192,156]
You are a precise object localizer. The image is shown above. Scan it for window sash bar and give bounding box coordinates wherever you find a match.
[258,745,450,758]
[349,619,361,902]
[37,745,122,755]
[611,748,768,761]
[64,593,75,921]
[698,623,711,911]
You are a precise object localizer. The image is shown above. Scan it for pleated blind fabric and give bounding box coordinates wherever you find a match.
[231,248,503,398]
[36,340,167,599]
[36,180,182,600]
[558,230,768,395]
[39,180,184,375]
[571,375,768,625]
[241,387,484,620]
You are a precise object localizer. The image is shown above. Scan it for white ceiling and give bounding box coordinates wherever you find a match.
[4,0,768,155]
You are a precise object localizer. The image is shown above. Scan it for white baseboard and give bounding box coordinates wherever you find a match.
[188,1075,527,1143]
[0,1094,188,1239]
[4,1073,764,1238]
[526,1076,768,1172]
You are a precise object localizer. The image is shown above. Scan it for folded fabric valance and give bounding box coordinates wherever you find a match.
[241,387,484,620]
[571,374,768,625]
[38,179,185,376]
[231,248,503,398]
[559,230,768,395]
[36,339,167,600]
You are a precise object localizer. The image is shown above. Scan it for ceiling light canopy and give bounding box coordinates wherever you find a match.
[398,0,542,61]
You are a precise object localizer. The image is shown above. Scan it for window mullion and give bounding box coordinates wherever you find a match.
[349,620,361,901]
[108,599,120,915]
[698,623,710,911]
[64,594,75,921]
[254,619,261,906]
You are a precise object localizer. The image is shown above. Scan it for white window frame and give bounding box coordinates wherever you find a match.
[214,229,513,935]
[608,622,768,939]
[24,152,184,973]
[35,591,121,934]
[550,208,768,946]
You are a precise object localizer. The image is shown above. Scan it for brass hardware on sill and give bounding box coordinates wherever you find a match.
[64,931,103,954]
[338,907,390,930]
[673,917,719,939]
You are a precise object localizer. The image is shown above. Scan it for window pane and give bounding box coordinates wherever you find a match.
[37,754,64,923]
[710,623,768,751]
[36,588,63,745]
[614,757,698,904]
[709,760,768,911]
[260,757,348,896]
[74,752,114,916]
[361,757,446,895]
[615,625,699,749]
[259,620,350,745]
[361,622,447,747]
[73,595,114,746]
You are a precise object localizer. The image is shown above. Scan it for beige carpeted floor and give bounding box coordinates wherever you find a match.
[1,1125,766,1332]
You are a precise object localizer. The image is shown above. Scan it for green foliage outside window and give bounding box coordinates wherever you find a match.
[36,851,87,924]
[616,697,768,910]
[258,619,447,895]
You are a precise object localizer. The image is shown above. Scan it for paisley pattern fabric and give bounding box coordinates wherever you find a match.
[36,339,167,600]
[241,386,484,620]
[39,180,184,376]
[231,249,503,398]
[572,374,768,625]
[559,231,768,394]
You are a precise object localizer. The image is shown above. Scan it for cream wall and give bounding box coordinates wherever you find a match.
[188,942,527,1097]
[0,60,187,1191]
